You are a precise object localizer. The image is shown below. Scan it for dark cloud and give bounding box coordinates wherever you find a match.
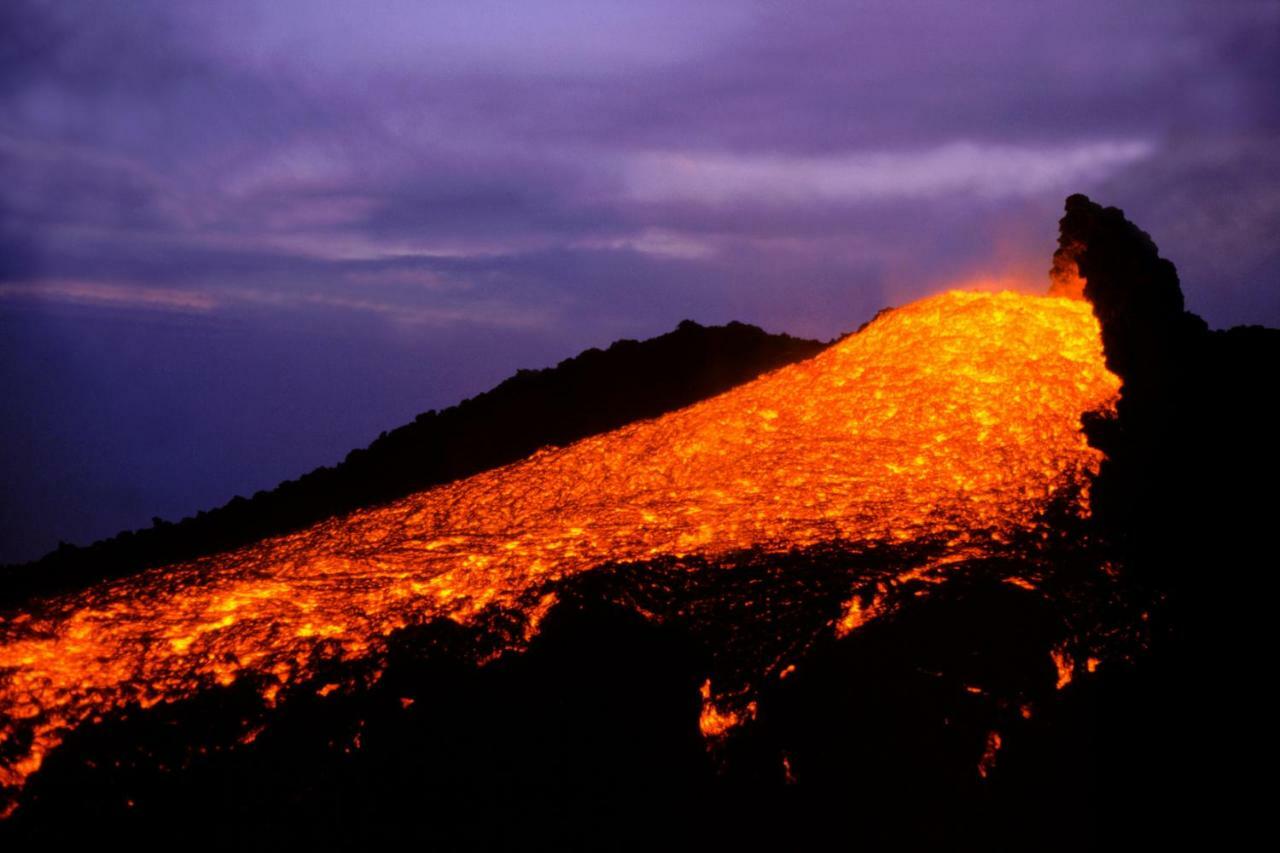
[2,0,1277,562]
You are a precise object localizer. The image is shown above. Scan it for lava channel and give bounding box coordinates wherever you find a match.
[0,289,1120,806]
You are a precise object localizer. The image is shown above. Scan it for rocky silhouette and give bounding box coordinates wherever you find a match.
[1058,194,1279,848]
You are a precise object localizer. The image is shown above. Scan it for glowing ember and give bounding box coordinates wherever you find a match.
[1051,648,1075,689]
[699,679,754,739]
[0,289,1119,803]
[978,730,1003,778]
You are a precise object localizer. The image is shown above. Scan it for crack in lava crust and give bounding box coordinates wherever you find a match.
[0,289,1120,805]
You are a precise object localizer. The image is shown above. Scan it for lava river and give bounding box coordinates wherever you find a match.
[0,289,1120,805]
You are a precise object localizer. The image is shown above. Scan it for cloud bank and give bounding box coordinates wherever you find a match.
[2,0,1278,562]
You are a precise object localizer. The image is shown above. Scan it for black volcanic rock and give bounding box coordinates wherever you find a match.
[0,537,1131,850]
[1,320,825,605]
[1055,192,1200,382]
[1060,194,1280,848]
[1059,193,1279,580]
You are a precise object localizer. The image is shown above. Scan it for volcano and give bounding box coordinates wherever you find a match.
[1,196,1276,848]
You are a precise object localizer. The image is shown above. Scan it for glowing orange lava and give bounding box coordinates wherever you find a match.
[0,289,1119,804]
[978,730,1003,778]
[1051,647,1075,689]
[699,679,753,739]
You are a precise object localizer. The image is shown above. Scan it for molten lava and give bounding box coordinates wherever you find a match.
[0,290,1119,807]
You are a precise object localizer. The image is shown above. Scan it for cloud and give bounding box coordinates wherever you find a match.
[623,141,1156,205]
[3,0,1279,565]
[0,280,216,312]
[0,277,553,330]
[570,229,717,260]
[224,287,555,330]
[194,0,755,78]
[1,0,1276,339]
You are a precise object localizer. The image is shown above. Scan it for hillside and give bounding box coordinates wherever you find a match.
[1,320,825,604]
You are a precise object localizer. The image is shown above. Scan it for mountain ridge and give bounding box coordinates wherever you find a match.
[1,319,826,605]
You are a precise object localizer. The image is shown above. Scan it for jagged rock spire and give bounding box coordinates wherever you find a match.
[1053,193,1203,386]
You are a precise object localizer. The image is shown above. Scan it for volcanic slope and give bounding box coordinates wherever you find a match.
[0,289,1120,805]
[2,319,823,603]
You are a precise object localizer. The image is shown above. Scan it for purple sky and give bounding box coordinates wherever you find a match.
[2,0,1278,563]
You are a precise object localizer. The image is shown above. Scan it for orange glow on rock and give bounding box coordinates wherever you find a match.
[1049,246,1087,301]
[699,679,753,739]
[1051,648,1075,689]
[0,289,1119,803]
[978,730,1003,778]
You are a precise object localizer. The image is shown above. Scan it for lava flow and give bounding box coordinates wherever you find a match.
[0,289,1119,806]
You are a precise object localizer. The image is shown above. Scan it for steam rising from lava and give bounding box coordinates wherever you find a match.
[0,289,1119,808]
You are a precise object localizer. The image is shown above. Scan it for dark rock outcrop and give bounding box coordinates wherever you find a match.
[1057,194,1278,583]
[1058,193,1280,847]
